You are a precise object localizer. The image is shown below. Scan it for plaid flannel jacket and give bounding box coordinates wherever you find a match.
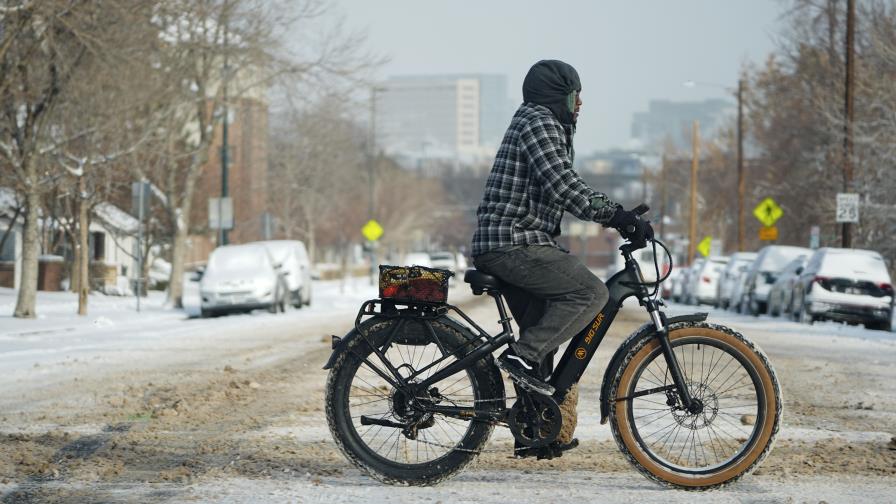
[471,103,619,256]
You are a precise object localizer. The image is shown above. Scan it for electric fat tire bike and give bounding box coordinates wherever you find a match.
[323,215,782,490]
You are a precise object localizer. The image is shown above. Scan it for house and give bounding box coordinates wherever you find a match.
[0,187,24,289]
[0,187,142,293]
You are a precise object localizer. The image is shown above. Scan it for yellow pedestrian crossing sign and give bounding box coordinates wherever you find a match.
[753,197,783,227]
[362,219,384,241]
[698,236,712,257]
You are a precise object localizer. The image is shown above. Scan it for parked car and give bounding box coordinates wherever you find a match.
[259,240,312,308]
[403,252,433,268]
[661,265,679,300]
[199,244,288,318]
[668,267,686,302]
[455,252,469,272]
[687,256,729,306]
[740,245,812,316]
[429,251,457,272]
[791,247,893,331]
[767,256,808,317]
[681,258,706,305]
[716,252,758,310]
[729,265,752,313]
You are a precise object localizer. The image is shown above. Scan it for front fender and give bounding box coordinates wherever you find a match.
[598,312,708,424]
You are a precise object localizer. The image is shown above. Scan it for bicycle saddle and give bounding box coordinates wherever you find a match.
[463,269,504,294]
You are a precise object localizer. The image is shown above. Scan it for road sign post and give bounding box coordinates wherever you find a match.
[362,219,384,285]
[753,197,783,228]
[208,197,233,237]
[835,193,859,224]
[697,236,712,258]
[809,225,820,249]
[758,226,778,241]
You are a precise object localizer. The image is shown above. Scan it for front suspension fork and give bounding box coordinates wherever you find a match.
[649,307,695,410]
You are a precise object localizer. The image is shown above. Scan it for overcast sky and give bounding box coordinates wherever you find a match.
[332,0,785,154]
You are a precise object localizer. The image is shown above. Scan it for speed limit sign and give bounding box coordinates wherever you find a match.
[836,193,859,223]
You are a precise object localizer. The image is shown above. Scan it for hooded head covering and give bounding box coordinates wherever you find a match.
[522,60,581,125]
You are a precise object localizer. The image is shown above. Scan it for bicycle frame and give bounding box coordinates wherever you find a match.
[334,245,697,423]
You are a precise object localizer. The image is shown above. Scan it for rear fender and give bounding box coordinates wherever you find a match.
[598,312,708,424]
[321,314,494,370]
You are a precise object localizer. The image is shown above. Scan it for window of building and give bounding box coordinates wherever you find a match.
[90,232,105,262]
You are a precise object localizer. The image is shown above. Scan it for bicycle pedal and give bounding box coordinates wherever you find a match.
[513,438,580,460]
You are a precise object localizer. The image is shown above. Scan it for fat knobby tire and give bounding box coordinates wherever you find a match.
[325,319,504,486]
[609,321,782,490]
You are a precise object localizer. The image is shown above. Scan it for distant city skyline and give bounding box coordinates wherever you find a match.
[333,0,782,154]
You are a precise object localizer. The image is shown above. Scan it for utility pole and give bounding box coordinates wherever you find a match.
[688,121,699,265]
[219,20,230,246]
[367,86,378,285]
[736,77,746,252]
[842,0,856,248]
[659,154,667,238]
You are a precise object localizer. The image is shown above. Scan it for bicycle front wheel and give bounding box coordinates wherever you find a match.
[610,322,781,490]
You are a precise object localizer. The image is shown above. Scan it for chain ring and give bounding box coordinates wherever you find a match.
[508,394,562,448]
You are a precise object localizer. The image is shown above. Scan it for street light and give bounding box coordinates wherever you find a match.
[683,78,746,252]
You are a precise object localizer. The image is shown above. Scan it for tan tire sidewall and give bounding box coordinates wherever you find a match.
[614,327,778,488]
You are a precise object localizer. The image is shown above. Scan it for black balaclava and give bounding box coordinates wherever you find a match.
[522,59,581,126]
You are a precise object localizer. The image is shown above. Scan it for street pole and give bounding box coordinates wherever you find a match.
[842,0,856,248]
[368,86,377,285]
[220,17,230,246]
[659,154,667,238]
[136,181,144,312]
[688,121,699,265]
[736,78,746,252]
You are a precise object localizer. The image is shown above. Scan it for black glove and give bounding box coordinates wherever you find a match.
[607,207,654,246]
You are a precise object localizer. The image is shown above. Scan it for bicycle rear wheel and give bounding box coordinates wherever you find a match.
[610,322,781,490]
[325,318,504,485]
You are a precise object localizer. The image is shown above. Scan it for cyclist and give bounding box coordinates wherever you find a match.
[471,59,652,396]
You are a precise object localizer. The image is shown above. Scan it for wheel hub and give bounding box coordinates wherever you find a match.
[671,382,718,429]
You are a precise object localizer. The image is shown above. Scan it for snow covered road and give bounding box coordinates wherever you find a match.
[1,286,894,502]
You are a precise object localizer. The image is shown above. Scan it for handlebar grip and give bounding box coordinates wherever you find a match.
[632,203,650,216]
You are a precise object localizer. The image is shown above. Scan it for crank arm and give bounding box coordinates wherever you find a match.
[360,416,408,429]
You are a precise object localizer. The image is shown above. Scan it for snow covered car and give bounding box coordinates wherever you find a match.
[403,252,433,268]
[791,247,893,331]
[428,251,457,272]
[661,266,681,300]
[716,252,758,310]
[680,258,705,305]
[259,240,313,308]
[740,245,811,316]
[687,256,729,306]
[767,256,808,317]
[199,244,288,317]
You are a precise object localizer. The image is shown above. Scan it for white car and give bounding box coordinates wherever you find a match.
[716,252,758,309]
[199,244,288,317]
[260,240,312,308]
[767,256,807,317]
[689,256,729,306]
[403,252,433,268]
[681,258,706,305]
[429,251,457,272]
[740,245,812,315]
[792,247,893,331]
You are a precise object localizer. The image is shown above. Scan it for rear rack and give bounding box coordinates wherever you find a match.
[353,298,499,345]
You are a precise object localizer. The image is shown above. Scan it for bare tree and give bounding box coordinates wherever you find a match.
[0,2,117,317]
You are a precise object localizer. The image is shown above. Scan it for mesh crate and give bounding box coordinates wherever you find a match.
[379,264,453,304]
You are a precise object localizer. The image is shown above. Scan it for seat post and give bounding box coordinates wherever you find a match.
[489,291,514,336]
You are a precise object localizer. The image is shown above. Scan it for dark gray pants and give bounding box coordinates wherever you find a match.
[473,245,610,363]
